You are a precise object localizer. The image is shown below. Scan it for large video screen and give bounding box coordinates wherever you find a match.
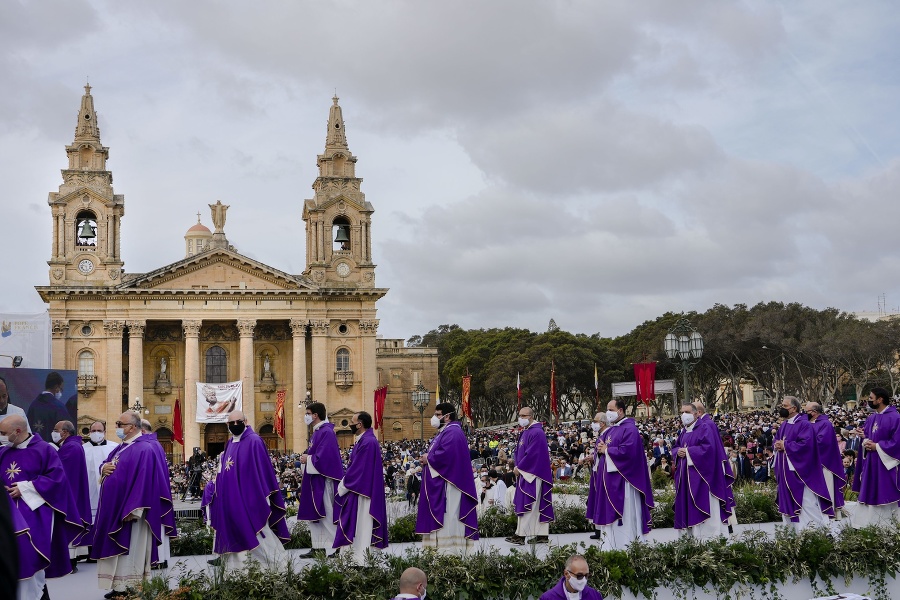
[0,367,78,436]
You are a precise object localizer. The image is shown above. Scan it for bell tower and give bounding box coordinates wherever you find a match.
[47,84,125,285]
[302,95,376,287]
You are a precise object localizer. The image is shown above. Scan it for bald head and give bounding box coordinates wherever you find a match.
[0,415,28,446]
[117,412,141,441]
[0,378,8,410]
[90,421,106,433]
[693,401,706,415]
[53,420,76,439]
[141,419,152,433]
[228,410,246,423]
[398,567,427,595]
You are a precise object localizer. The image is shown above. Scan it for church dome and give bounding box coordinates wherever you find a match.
[185,214,213,257]
[187,222,211,235]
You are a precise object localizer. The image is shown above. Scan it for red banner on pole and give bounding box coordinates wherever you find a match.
[173,398,184,446]
[373,386,388,429]
[550,362,558,420]
[634,362,656,405]
[462,375,472,420]
[274,389,286,439]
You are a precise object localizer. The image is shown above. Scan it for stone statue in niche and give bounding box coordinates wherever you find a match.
[155,355,172,396]
[260,353,276,395]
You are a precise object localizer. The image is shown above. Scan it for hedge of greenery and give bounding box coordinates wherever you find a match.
[136,522,900,600]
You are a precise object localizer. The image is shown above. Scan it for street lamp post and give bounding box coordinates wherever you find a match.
[663,318,704,412]
[0,355,23,368]
[410,383,431,441]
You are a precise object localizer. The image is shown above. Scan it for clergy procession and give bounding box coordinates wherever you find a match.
[3,385,900,600]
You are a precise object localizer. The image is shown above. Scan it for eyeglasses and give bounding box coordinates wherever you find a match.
[566,570,589,580]
[227,420,244,426]
[114,421,133,428]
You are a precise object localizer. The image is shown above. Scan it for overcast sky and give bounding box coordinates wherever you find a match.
[2,1,899,340]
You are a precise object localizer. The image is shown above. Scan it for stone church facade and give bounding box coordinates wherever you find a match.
[34,85,434,459]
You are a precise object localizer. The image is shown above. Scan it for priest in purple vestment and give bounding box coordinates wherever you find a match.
[773,397,830,530]
[91,412,175,597]
[416,401,479,553]
[586,400,654,550]
[0,415,85,600]
[209,410,289,571]
[851,387,900,527]
[539,554,603,600]
[672,404,729,540]
[333,411,388,564]
[52,420,92,567]
[805,402,846,520]
[506,406,553,545]
[694,402,736,527]
[297,402,343,559]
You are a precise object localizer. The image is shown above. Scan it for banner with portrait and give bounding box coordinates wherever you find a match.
[195,381,242,423]
[0,312,51,369]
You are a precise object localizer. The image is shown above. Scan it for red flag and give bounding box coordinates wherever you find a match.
[516,372,522,410]
[634,362,656,405]
[173,398,184,446]
[550,362,558,420]
[373,386,387,429]
[462,375,472,420]
[274,389,286,439]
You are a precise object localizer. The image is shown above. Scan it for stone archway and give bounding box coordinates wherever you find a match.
[156,427,174,464]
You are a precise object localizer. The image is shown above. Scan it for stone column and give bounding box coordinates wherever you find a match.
[309,319,329,411]
[183,320,202,453]
[127,320,146,410]
[237,319,256,428]
[103,320,125,440]
[290,318,308,452]
[50,320,69,370]
[360,319,379,416]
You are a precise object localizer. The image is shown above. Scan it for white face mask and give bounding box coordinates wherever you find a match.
[51,431,62,443]
[681,413,695,427]
[304,414,314,426]
[430,415,441,429]
[591,422,601,433]
[0,435,10,447]
[115,428,126,440]
[605,410,619,424]
[90,431,105,444]
[567,574,588,592]
[518,417,530,428]
[54,391,63,400]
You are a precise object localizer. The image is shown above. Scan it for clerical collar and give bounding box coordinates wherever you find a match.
[14,434,33,448]
[393,595,420,599]
[123,434,141,445]
[563,583,582,599]
[91,440,107,446]
[787,414,799,424]
[610,416,629,427]
[313,419,329,431]
[232,430,245,443]
[684,421,696,432]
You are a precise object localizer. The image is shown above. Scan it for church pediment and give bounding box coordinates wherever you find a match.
[120,250,315,292]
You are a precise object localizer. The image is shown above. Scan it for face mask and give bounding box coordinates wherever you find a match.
[54,391,63,400]
[567,575,588,592]
[591,422,601,433]
[778,408,789,418]
[681,413,694,427]
[90,432,105,444]
[605,411,619,424]
[419,588,427,600]
[349,422,360,436]
[868,401,877,410]
[115,428,126,440]
[228,422,246,437]
[431,415,442,429]
[51,431,62,443]
[304,414,314,426]
[0,435,10,447]
[518,418,530,428]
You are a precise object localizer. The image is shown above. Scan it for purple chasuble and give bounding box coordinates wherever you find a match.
[539,577,604,600]
[697,414,735,519]
[672,420,730,529]
[585,418,653,534]
[56,434,92,543]
[810,415,846,511]
[851,405,900,505]
[143,433,178,545]
[333,428,388,550]
[210,428,289,554]
[90,434,175,562]
[773,415,830,521]
[0,433,86,580]
[513,421,554,523]
[200,481,215,524]
[297,422,344,521]
[414,422,479,540]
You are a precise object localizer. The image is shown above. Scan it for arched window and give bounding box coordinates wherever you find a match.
[78,350,94,377]
[75,210,97,247]
[332,217,351,252]
[206,346,227,383]
[336,348,350,372]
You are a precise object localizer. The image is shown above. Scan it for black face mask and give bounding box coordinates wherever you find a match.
[349,422,360,435]
[868,401,878,410]
[777,408,789,418]
[228,422,246,437]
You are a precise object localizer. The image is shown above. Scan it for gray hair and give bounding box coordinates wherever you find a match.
[564,554,588,572]
[60,421,76,435]
[123,412,141,427]
[784,396,802,412]
[141,419,152,433]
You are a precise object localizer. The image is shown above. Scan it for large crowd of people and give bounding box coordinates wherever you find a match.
[3,366,900,600]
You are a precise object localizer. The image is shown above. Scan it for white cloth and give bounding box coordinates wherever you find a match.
[852,502,900,528]
[596,481,646,550]
[493,479,508,508]
[515,477,549,537]
[782,485,829,531]
[340,496,374,565]
[309,479,337,549]
[17,569,45,600]
[0,403,30,432]
[222,523,286,571]
[83,440,119,520]
[422,482,473,554]
[678,492,725,541]
[97,515,153,591]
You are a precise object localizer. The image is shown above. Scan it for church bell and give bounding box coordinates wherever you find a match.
[334,226,350,243]
[77,220,96,239]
